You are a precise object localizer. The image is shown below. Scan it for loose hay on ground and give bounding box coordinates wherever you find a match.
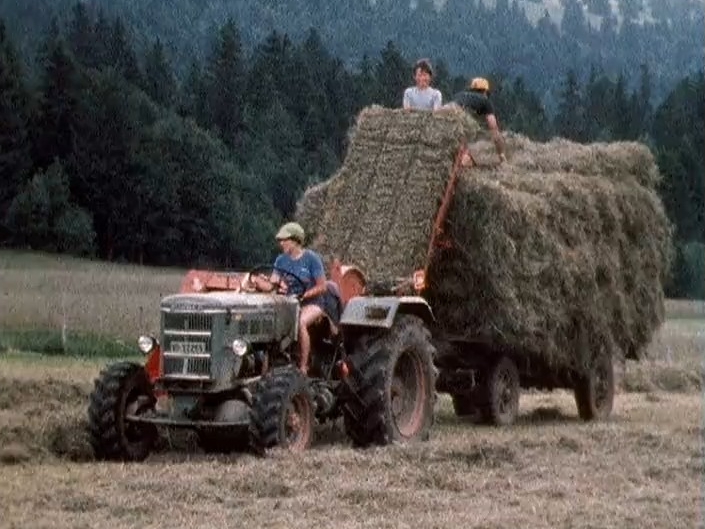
[0,376,95,463]
[295,106,672,373]
[620,360,704,393]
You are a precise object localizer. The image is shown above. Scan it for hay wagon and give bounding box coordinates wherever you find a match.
[297,106,670,428]
[319,138,614,428]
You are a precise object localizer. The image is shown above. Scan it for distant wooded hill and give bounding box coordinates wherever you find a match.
[2,0,703,107]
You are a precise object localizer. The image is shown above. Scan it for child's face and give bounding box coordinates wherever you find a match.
[414,68,431,89]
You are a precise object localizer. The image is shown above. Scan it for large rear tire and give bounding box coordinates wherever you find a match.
[343,314,437,447]
[248,366,315,455]
[87,361,158,461]
[574,353,614,421]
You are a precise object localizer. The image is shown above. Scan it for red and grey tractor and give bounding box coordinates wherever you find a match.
[87,261,438,460]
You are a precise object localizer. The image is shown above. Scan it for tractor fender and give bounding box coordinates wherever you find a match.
[339,295,435,330]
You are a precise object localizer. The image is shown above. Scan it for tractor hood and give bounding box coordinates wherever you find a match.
[159,291,300,350]
[160,291,300,313]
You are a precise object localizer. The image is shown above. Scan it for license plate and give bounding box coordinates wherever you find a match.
[171,341,206,354]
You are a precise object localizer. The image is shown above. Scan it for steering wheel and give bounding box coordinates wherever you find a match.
[246,264,308,299]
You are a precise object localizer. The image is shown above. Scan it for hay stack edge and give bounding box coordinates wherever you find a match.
[295,106,673,373]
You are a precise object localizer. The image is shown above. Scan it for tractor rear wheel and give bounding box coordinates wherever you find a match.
[87,361,158,461]
[343,314,437,447]
[574,353,614,421]
[248,366,314,455]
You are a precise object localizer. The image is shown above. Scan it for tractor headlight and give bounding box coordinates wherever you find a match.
[231,339,249,357]
[137,335,157,354]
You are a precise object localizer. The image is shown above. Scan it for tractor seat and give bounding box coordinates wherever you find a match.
[309,281,343,337]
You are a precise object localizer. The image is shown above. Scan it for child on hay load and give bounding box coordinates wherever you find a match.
[403,58,443,110]
[443,77,507,166]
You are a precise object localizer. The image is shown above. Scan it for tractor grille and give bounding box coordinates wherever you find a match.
[160,311,216,380]
[234,314,275,337]
[162,355,211,377]
[163,312,213,332]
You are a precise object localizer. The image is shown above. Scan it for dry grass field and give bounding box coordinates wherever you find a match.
[0,350,702,529]
[0,250,185,340]
[1,250,703,528]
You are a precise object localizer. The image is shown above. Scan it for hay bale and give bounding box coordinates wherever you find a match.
[294,178,331,246]
[468,132,661,188]
[295,107,672,372]
[298,105,480,279]
[424,170,672,371]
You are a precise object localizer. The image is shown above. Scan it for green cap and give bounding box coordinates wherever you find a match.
[275,222,305,244]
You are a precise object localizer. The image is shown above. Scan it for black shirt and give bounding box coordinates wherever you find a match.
[452,90,494,117]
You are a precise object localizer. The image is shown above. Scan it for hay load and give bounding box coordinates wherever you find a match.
[468,131,662,188]
[295,105,481,270]
[424,170,672,370]
[295,106,672,372]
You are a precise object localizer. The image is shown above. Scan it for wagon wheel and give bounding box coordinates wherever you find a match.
[574,353,614,421]
[480,356,520,426]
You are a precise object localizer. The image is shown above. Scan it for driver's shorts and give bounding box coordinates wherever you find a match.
[302,282,342,325]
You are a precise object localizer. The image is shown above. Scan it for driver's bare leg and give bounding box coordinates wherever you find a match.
[298,304,324,375]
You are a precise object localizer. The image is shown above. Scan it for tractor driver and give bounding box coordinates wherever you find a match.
[249,221,332,375]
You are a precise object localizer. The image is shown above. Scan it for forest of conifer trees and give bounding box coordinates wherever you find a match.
[0,2,702,298]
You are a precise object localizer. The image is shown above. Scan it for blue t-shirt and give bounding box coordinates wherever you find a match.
[273,249,325,297]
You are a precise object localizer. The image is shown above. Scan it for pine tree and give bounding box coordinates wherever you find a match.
[0,18,31,235]
[32,26,82,171]
[108,17,142,86]
[633,63,653,138]
[352,53,379,111]
[375,40,409,108]
[583,65,612,140]
[554,69,586,141]
[609,72,631,139]
[204,18,244,148]
[652,71,704,244]
[67,1,96,68]
[5,160,96,255]
[178,59,207,125]
[143,38,175,108]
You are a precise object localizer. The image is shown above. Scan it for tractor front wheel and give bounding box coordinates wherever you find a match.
[248,366,315,455]
[87,361,158,461]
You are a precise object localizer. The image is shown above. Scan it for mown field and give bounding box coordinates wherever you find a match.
[1,250,703,528]
[0,250,185,346]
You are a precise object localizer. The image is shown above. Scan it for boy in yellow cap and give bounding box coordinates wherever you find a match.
[445,77,507,165]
